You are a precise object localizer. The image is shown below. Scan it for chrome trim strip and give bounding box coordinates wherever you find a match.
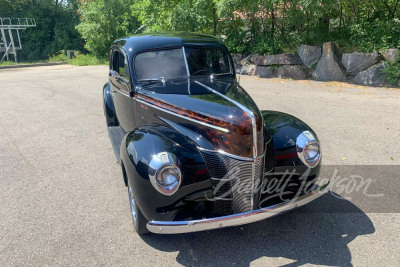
[182,47,190,77]
[211,177,231,181]
[197,147,253,162]
[196,138,271,162]
[118,89,130,97]
[213,197,233,201]
[136,98,230,133]
[110,83,131,98]
[147,181,330,234]
[251,160,255,209]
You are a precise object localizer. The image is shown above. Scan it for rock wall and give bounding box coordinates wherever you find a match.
[233,44,399,86]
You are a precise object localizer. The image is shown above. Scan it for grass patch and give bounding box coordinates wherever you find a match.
[70,54,107,66]
[1,53,106,67]
[0,60,50,66]
[0,61,18,66]
[49,51,107,66]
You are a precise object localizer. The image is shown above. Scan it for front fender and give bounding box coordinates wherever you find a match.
[103,82,118,126]
[120,125,213,222]
[261,110,320,169]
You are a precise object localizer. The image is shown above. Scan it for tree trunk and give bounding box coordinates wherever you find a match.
[189,1,194,32]
[270,3,275,39]
[339,0,343,33]
[212,7,217,36]
[391,0,399,19]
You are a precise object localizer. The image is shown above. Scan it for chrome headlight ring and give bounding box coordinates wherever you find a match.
[149,152,182,195]
[296,131,321,168]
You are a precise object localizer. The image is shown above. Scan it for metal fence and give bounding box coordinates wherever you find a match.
[0,18,36,63]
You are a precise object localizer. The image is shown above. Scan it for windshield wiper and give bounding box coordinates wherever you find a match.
[138,76,166,86]
[209,73,231,81]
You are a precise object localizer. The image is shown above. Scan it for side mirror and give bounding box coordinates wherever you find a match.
[109,70,129,86]
[109,70,118,78]
[238,61,250,84]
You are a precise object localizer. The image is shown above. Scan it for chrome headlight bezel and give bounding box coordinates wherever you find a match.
[296,131,321,168]
[149,152,182,195]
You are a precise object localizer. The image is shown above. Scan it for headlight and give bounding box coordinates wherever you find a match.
[296,131,321,167]
[149,152,182,195]
[304,142,320,160]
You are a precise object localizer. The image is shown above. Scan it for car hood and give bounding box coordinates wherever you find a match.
[136,77,264,158]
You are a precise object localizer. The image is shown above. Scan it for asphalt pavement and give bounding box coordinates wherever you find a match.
[0,65,399,266]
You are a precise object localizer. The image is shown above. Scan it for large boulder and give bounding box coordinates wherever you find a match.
[233,54,244,70]
[380,49,399,63]
[342,51,379,75]
[239,64,256,75]
[312,42,346,81]
[353,62,386,85]
[298,45,322,68]
[254,66,275,78]
[240,54,256,65]
[277,65,310,80]
[251,53,302,65]
[233,54,244,64]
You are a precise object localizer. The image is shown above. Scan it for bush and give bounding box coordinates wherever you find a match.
[48,51,70,63]
[69,54,107,66]
[381,57,400,86]
[48,51,107,66]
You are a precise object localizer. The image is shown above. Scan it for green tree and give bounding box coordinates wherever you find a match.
[76,0,141,58]
[132,0,217,35]
[0,0,83,61]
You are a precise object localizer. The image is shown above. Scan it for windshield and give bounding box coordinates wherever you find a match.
[135,48,187,81]
[134,47,232,82]
[185,47,231,76]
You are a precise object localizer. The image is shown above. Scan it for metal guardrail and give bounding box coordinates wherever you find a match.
[0,18,36,29]
[0,18,36,63]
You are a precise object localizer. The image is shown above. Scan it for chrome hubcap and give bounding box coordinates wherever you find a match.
[129,186,137,224]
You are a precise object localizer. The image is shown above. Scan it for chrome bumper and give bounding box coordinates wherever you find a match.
[147,182,330,234]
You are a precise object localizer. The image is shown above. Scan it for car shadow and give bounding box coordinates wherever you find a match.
[140,193,374,266]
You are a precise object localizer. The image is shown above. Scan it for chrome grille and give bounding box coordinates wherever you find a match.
[200,151,233,215]
[200,151,227,178]
[201,150,267,214]
[221,156,265,213]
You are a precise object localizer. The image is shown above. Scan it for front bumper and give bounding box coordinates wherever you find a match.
[147,181,329,234]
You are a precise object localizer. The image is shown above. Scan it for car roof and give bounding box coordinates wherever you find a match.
[112,32,228,56]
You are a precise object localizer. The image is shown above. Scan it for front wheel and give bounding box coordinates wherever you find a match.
[128,179,149,234]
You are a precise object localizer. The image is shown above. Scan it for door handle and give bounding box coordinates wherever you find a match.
[110,90,117,95]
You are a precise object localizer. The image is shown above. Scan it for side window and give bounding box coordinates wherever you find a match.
[112,50,128,78]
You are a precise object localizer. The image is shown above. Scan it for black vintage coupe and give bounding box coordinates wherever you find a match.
[103,33,328,234]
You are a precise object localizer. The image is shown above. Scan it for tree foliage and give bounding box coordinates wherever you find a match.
[132,0,217,34]
[2,0,400,61]
[0,0,83,61]
[133,0,400,54]
[76,0,141,58]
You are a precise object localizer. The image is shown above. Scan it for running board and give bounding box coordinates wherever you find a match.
[107,126,126,163]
